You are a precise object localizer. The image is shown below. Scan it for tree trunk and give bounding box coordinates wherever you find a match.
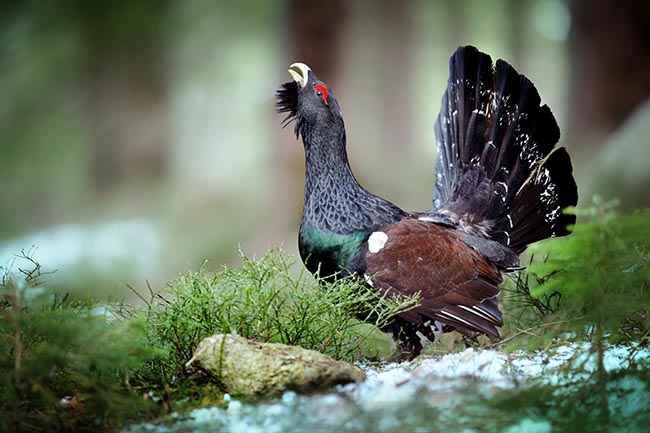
[75,2,171,193]
[568,0,650,148]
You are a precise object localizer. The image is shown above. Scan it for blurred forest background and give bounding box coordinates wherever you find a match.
[1,0,649,298]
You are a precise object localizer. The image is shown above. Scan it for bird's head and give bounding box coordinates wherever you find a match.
[276,63,343,139]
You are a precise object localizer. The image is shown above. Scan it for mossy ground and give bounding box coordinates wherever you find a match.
[0,248,416,432]
[1,198,649,432]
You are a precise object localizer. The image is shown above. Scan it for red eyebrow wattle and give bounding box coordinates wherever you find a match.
[314,84,329,105]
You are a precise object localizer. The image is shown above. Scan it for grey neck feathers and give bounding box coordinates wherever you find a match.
[300,121,405,234]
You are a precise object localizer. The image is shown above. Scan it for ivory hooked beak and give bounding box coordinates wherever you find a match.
[288,62,311,88]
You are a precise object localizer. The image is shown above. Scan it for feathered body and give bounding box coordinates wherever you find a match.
[276,46,578,358]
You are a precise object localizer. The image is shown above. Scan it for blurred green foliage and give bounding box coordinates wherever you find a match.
[0,253,163,433]
[461,199,650,432]
[488,199,650,430]
[498,198,650,349]
[528,198,650,342]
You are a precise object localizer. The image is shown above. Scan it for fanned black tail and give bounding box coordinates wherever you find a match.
[432,46,578,253]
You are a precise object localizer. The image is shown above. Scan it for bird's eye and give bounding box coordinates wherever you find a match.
[314,83,329,106]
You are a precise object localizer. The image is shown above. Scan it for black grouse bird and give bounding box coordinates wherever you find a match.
[276,46,578,358]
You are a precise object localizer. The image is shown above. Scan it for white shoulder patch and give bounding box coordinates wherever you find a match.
[367,231,388,254]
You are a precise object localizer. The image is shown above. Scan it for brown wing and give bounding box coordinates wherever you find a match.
[364,218,504,337]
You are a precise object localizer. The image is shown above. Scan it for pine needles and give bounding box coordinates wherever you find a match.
[528,198,650,342]
[492,198,650,429]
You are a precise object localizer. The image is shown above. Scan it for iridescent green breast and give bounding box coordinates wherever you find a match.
[298,226,370,279]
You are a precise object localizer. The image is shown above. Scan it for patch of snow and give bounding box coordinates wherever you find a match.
[504,418,552,433]
[607,375,649,419]
[122,343,650,433]
[0,219,161,288]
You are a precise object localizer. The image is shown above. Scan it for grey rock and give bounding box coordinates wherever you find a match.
[188,334,366,396]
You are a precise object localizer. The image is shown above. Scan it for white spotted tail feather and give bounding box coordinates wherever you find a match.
[430,46,578,254]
